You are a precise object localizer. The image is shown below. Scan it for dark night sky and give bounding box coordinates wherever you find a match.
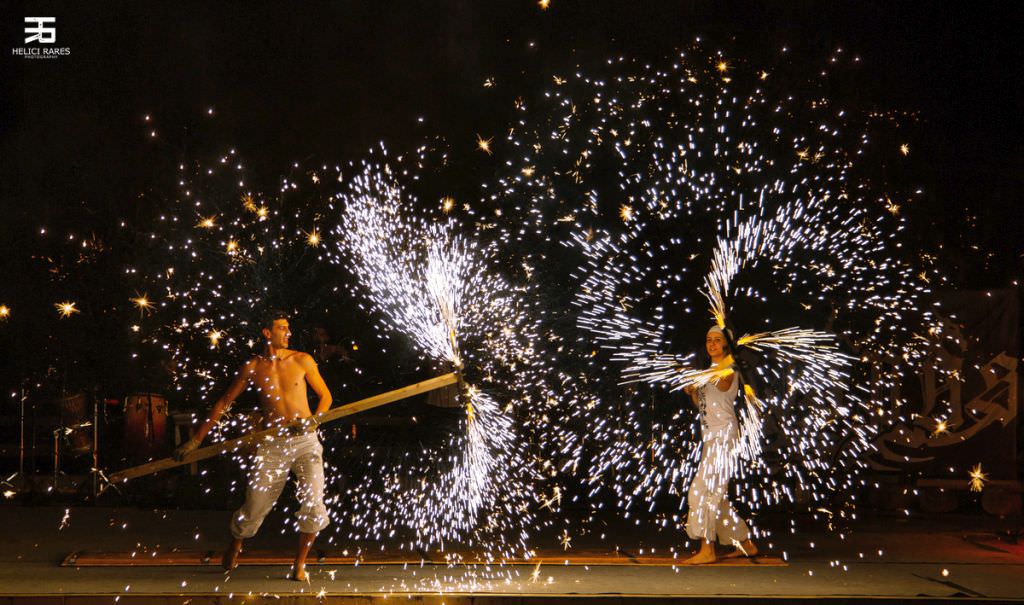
[1,1,1022,286]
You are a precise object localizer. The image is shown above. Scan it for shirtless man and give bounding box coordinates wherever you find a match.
[174,310,333,581]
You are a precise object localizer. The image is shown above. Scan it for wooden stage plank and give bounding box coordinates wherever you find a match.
[62,549,787,567]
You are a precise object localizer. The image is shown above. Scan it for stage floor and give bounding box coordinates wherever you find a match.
[1,505,1022,603]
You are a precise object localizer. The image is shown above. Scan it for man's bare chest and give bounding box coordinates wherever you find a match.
[251,359,306,391]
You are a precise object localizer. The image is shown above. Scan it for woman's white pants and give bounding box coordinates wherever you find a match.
[685,425,750,544]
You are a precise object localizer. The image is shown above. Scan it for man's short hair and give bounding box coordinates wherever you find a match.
[260,309,289,331]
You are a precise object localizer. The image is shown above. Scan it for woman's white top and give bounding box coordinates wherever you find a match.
[698,375,739,431]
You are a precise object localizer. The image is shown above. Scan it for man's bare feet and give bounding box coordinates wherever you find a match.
[680,542,717,565]
[289,532,316,582]
[222,538,243,571]
[722,539,759,559]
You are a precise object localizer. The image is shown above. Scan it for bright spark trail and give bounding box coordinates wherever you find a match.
[478,44,947,537]
[325,148,568,557]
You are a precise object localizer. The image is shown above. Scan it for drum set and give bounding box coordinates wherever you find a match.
[4,387,171,497]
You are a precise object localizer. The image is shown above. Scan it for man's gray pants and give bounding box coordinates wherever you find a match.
[230,431,330,539]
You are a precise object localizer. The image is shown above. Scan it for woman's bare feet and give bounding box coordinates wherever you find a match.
[222,538,243,571]
[722,539,759,559]
[288,564,309,582]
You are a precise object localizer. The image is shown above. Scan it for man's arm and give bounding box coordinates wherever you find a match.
[300,353,333,415]
[174,360,255,460]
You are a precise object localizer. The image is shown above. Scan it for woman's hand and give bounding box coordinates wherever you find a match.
[683,384,699,407]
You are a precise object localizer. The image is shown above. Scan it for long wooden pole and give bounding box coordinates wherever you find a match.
[108,372,459,483]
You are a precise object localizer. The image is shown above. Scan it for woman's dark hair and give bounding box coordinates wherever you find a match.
[695,346,712,370]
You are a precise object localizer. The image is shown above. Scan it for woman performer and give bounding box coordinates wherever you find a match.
[680,325,759,565]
